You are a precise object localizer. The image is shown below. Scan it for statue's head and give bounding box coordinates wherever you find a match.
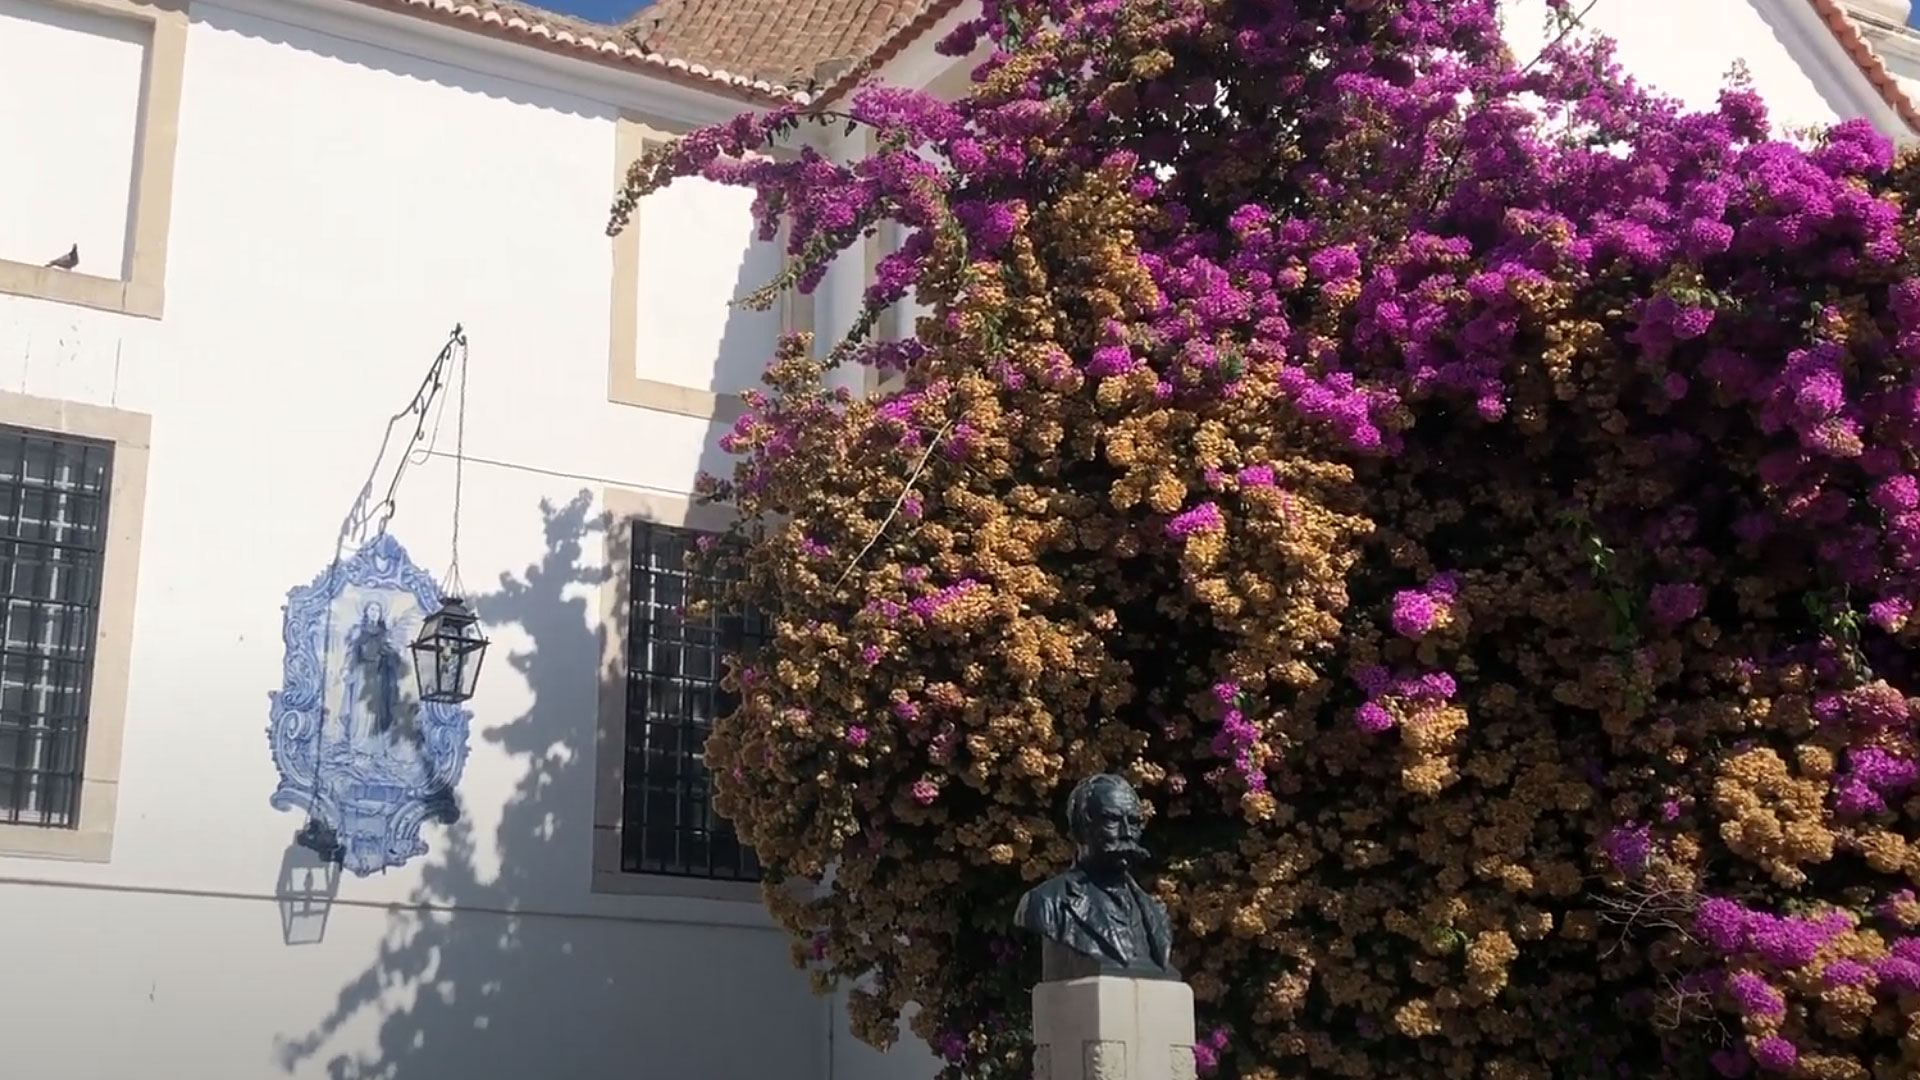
[1066,773,1149,873]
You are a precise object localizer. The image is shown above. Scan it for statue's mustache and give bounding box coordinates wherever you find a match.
[1091,839,1150,860]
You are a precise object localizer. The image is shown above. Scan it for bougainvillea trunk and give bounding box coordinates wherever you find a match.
[608,1,1920,1077]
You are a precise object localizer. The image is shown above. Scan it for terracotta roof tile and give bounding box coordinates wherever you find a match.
[336,0,940,101]
[810,0,967,102]
[631,0,929,87]
[1803,0,1920,134]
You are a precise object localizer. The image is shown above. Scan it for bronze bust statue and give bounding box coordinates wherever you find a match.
[1014,773,1178,981]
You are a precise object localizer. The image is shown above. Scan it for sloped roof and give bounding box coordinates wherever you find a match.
[336,0,938,102]
[627,0,924,89]
[337,0,1920,134]
[1805,0,1920,133]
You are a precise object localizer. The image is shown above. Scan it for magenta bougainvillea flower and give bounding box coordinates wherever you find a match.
[608,0,1920,1077]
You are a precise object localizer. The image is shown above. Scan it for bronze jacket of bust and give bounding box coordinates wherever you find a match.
[1013,773,1179,981]
[1014,864,1175,978]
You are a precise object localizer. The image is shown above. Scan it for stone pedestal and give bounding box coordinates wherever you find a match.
[1031,976,1197,1080]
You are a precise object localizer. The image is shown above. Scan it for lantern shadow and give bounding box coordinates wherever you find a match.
[277,823,345,947]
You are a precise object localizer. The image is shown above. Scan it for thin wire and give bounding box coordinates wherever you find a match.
[419,447,709,499]
[833,416,952,587]
[444,333,470,601]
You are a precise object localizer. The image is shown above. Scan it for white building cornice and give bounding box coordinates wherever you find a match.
[1843,0,1913,26]
[1837,0,1920,119]
[197,0,777,128]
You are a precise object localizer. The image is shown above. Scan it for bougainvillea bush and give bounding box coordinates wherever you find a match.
[609,1,1920,1077]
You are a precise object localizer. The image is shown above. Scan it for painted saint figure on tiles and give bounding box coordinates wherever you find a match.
[268,533,472,877]
[323,594,425,782]
[340,602,405,746]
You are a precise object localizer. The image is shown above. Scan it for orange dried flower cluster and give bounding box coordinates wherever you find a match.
[613,3,1920,1078]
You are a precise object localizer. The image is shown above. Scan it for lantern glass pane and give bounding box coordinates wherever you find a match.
[456,641,485,699]
[411,637,443,701]
[439,640,465,700]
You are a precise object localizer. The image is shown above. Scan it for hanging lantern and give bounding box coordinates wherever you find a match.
[410,596,489,704]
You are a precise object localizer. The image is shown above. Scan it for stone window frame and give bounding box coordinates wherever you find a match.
[0,392,151,862]
[591,484,767,903]
[863,221,911,398]
[606,112,815,424]
[0,0,187,319]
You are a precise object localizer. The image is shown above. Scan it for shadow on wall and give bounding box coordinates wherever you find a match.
[272,489,816,1080]
[274,491,610,1078]
[709,210,790,400]
[191,2,610,117]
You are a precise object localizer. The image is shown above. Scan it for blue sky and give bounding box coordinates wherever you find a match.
[545,0,648,23]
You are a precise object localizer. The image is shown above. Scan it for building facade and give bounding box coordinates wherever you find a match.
[1834,0,1920,125]
[1503,0,1916,134]
[0,0,1908,1076]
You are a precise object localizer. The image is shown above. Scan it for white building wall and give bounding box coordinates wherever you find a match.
[0,0,146,275]
[635,170,792,397]
[0,1,936,1077]
[1502,0,1862,134]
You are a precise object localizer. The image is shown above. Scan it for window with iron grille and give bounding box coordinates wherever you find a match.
[621,520,765,880]
[0,426,112,830]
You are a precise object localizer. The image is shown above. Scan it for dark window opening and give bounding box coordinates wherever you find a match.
[0,427,112,829]
[620,520,765,881]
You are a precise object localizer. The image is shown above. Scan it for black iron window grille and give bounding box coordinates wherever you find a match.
[621,520,765,880]
[0,427,112,829]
